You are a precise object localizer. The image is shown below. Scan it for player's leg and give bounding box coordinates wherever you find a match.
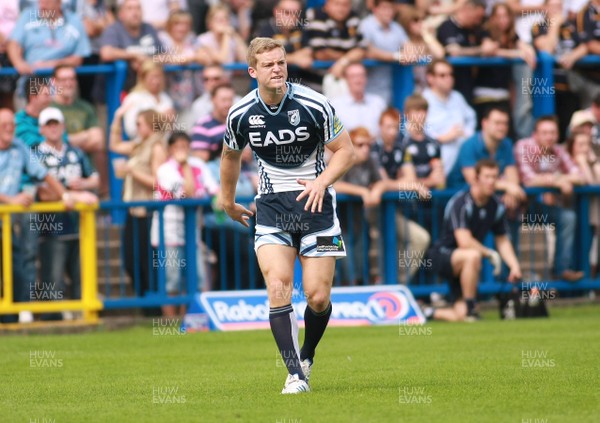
[453,248,482,320]
[428,248,481,321]
[298,255,336,368]
[257,244,307,383]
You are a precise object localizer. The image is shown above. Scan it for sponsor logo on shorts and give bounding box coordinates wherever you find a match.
[316,236,345,252]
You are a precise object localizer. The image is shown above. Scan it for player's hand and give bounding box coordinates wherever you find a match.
[223,202,254,227]
[296,178,326,213]
[487,249,503,276]
[507,266,522,283]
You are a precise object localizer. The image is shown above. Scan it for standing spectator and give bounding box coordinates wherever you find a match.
[447,107,526,211]
[158,10,210,127]
[79,0,113,104]
[508,0,547,139]
[196,4,247,65]
[122,60,176,139]
[224,0,254,41]
[0,108,69,323]
[425,159,522,322]
[15,77,53,149]
[140,0,187,31]
[423,58,477,175]
[533,0,588,139]
[400,94,446,189]
[109,105,167,307]
[475,3,536,133]
[398,6,445,92]
[0,0,19,109]
[188,64,241,131]
[566,129,600,276]
[436,0,486,102]
[514,115,585,281]
[254,0,315,83]
[7,0,91,77]
[303,0,367,79]
[99,0,164,92]
[191,83,235,162]
[359,0,408,103]
[34,107,99,320]
[571,0,600,107]
[331,62,386,137]
[151,131,219,317]
[371,107,404,180]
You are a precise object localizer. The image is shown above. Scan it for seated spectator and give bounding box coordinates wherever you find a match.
[572,0,600,107]
[254,0,315,83]
[191,83,235,162]
[436,0,486,102]
[223,0,253,41]
[532,0,587,138]
[158,10,209,126]
[330,62,386,137]
[397,6,445,92]
[140,0,187,31]
[34,107,99,320]
[51,64,106,194]
[15,77,53,148]
[337,126,430,284]
[425,159,522,322]
[447,107,526,211]
[422,58,476,175]
[0,108,74,323]
[99,0,164,92]
[400,94,446,190]
[359,0,408,103]
[51,66,101,147]
[187,65,241,131]
[109,105,167,307]
[122,60,176,139]
[568,109,595,136]
[514,115,585,281]
[566,129,600,276]
[7,0,91,76]
[303,0,366,80]
[196,4,247,65]
[591,94,600,153]
[475,3,536,132]
[0,0,19,109]
[151,131,219,317]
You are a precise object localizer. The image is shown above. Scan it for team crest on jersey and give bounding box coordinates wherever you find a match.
[288,109,300,126]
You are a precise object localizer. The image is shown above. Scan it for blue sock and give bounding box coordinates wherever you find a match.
[300,302,332,362]
[269,304,305,380]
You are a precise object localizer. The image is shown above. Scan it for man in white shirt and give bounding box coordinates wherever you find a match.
[422,58,476,176]
[331,62,387,138]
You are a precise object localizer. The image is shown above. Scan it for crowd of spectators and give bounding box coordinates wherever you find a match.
[1,0,600,321]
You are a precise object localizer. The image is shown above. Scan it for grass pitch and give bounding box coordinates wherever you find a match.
[1,304,598,423]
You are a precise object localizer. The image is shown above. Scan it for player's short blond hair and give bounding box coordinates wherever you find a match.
[247,38,286,68]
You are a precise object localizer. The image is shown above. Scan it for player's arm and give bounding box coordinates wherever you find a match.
[297,129,355,213]
[220,144,253,227]
[494,234,522,282]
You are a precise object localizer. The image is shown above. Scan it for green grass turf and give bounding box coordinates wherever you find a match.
[1,304,598,423]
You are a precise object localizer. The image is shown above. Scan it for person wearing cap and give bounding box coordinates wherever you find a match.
[568,110,596,136]
[0,108,83,323]
[33,107,99,321]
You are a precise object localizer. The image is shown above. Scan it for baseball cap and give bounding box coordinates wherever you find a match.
[39,107,65,126]
[569,110,595,130]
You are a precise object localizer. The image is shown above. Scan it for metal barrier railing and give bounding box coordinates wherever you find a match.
[0,202,102,323]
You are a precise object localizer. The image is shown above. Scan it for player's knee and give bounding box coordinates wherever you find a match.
[464,249,483,266]
[266,278,294,302]
[306,290,330,312]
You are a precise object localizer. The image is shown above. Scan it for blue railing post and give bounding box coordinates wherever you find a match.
[382,193,398,285]
[105,60,128,212]
[392,63,415,111]
[184,206,198,296]
[532,52,555,117]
